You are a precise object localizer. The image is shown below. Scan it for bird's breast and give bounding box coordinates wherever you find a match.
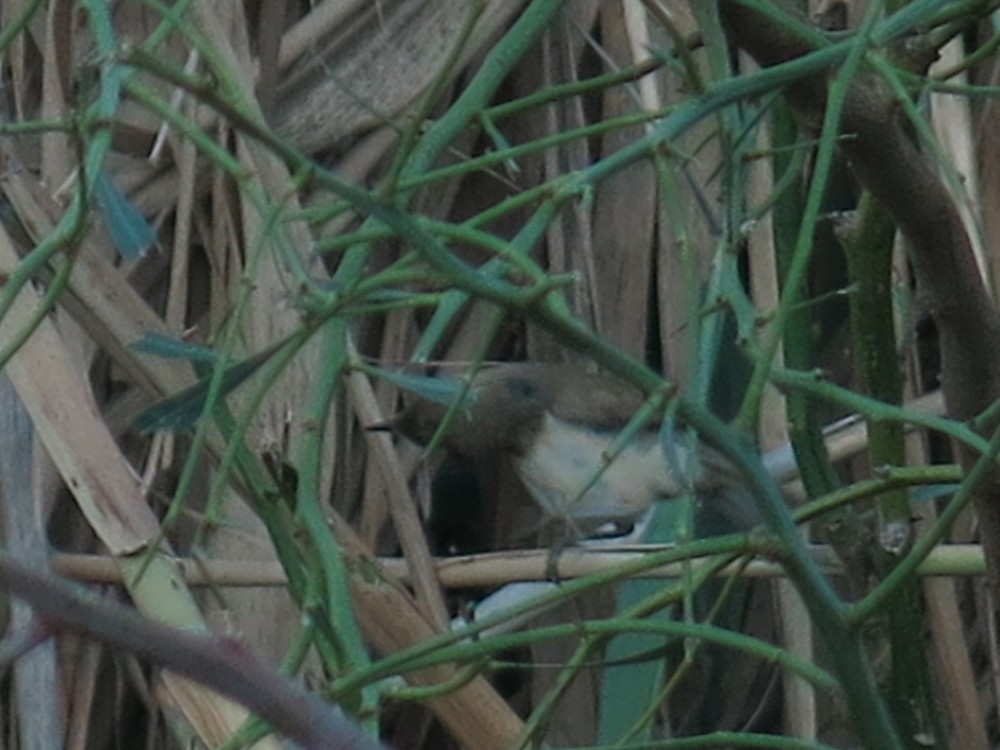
[512,413,697,524]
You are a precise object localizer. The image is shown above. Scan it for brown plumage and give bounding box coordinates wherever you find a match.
[394,364,647,453]
[392,363,748,535]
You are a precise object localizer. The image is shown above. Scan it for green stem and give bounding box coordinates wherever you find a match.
[293,319,377,720]
[848,412,1000,623]
[769,94,838,498]
[772,367,989,456]
[841,185,943,747]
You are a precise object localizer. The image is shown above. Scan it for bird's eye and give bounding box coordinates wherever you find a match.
[507,377,540,400]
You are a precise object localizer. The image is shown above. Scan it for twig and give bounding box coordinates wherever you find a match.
[0,554,387,750]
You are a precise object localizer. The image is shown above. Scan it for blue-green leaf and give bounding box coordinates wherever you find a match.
[129,332,220,363]
[132,347,278,433]
[360,364,473,407]
[94,170,156,260]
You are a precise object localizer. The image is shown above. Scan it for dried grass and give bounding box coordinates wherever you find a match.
[0,0,997,748]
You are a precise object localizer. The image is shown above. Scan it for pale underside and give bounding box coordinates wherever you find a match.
[512,413,698,529]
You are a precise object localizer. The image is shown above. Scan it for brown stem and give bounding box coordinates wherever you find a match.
[0,553,386,750]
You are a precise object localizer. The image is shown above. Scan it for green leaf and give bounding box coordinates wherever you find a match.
[94,170,156,260]
[132,346,278,433]
[359,363,472,407]
[129,332,220,363]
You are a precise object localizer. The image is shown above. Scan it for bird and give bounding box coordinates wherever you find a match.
[388,362,750,542]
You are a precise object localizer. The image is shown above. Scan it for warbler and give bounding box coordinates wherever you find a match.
[389,363,749,540]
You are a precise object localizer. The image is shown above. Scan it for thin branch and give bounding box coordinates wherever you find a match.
[0,553,387,750]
